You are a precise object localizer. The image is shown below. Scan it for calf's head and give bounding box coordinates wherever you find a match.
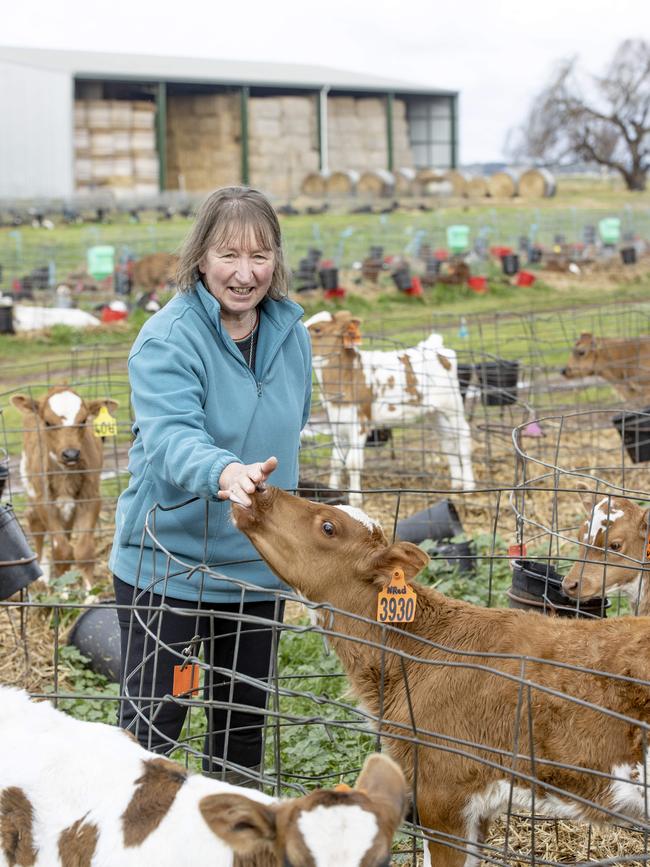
[561,332,598,379]
[232,486,429,610]
[304,311,362,359]
[11,387,118,467]
[562,490,650,604]
[201,752,407,867]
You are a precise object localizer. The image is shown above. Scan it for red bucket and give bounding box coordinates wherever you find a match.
[434,248,449,261]
[467,276,488,294]
[101,306,128,323]
[490,245,513,258]
[324,288,346,300]
[516,271,536,287]
[405,276,423,296]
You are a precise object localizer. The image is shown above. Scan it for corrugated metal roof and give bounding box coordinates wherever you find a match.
[0,45,456,95]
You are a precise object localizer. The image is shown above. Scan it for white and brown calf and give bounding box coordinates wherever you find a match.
[0,687,406,867]
[305,311,474,507]
[234,486,650,867]
[11,387,118,588]
[562,488,650,614]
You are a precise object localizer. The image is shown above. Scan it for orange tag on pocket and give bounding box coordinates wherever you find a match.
[508,543,526,565]
[377,568,417,623]
[172,663,200,697]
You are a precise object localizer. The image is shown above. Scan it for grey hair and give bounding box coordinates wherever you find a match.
[175,186,290,300]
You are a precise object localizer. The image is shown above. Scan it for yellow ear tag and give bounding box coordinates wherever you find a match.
[377,567,417,623]
[93,405,117,438]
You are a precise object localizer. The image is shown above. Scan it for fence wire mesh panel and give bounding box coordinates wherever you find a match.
[3,480,650,866]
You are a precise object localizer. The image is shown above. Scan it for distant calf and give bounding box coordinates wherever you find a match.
[562,487,650,614]
[562,332,650,401]
[234,486,650,867]
[131,252,178,293]
[305,311,474,506]
[0,687,406,867]
[11,387,118,587]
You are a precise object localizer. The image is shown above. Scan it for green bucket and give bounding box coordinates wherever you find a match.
[87,245,115,282]
[446,224,470,254]
[598,217,621,245]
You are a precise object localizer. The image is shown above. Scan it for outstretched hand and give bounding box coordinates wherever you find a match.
[218,456,278,508]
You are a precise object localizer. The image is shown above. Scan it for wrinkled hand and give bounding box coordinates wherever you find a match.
[218,456,278,508]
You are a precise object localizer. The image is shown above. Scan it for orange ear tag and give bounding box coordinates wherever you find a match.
[172,663,200,697]
[376,568,417,623]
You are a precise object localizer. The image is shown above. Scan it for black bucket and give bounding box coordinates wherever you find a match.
[0,299,14,334]
[366,427,393,448]
[621,247,637,266]
[0,504,42,600]
[391,267,412,292]
[501,253,520,275]
[612,407,650,463]
[476,360,519,406]
[456,363,473,402]
[319,267,339,291]
[307,248,322,263]
[369,245,384,260]
[424,257,440,276]
[583,225,597,245]
[396,499,463,545]
[428,539,477,575]
[296,478,348,505]
[508,559,609,619]
[0,449,8,499]
[68,602,121,682]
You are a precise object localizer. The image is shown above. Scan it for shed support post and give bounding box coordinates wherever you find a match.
[318,86,330,174]
[386,92,395,172]
[240,86,250,185]
[156,82,167,192]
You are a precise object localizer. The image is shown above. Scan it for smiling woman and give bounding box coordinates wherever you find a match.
[108,186,312,785]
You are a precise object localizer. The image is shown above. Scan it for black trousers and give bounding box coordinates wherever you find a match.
[113,576,284,771]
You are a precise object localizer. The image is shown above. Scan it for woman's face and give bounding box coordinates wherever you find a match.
[199,233,275,322]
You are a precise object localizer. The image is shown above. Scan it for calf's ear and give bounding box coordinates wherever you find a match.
[199,793,276,854]
[575,481,599,515]
[355,753,407,829]
[87,398,119,416]
[10,394,39,415]
[372,541,429,582]
[638,508,650,545]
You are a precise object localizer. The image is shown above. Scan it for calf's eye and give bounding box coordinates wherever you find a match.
[322,521,335,537]
[609,541,621,551]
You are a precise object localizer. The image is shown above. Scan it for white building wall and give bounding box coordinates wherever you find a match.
[0,61,73,198]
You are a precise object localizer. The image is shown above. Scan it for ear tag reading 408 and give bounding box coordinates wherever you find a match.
[93,405,117,438]
[377,568,417,623]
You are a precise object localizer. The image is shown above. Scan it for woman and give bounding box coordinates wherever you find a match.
[109,187,311,784]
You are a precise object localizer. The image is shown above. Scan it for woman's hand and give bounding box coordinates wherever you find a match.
[218,456,278,507]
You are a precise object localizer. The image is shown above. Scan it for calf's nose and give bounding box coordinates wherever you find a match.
[562,578,579,593]
[560,367,567,376]
[61,448,81,463]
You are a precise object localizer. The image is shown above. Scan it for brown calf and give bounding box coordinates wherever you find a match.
[11,387,118,588]
[131,252,179,292]
[562,332,650,401]
[233,487,650,867]
[562,488,650,614]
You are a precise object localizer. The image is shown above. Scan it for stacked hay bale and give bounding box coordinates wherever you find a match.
[166,93,241,192]
[248,96,319,199]
[74,99,158,197]
[326,97,413,174]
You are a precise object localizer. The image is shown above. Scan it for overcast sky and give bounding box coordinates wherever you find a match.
[3,0,647,164]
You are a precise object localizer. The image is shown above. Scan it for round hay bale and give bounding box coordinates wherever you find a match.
[394,167,416,195]
[301,171,329,197]
[519,168,556,198]
[444,170,469,197]
[326,170,360,195]
[415,168,445,194]
[357,169,395,197]
[466,175,490,198]
[487,170,518,198]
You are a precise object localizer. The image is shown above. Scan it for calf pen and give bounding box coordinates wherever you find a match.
[2,473,650,867]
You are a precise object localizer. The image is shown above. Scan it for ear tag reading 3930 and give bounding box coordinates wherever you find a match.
[93,405,117,438]
[377,567,417,623]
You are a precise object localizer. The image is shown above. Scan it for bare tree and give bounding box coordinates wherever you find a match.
[508,39,650,191]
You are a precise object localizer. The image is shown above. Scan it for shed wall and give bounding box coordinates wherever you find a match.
[0,61,73,198]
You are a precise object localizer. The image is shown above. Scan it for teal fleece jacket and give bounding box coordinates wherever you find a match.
[108,281,311,602]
